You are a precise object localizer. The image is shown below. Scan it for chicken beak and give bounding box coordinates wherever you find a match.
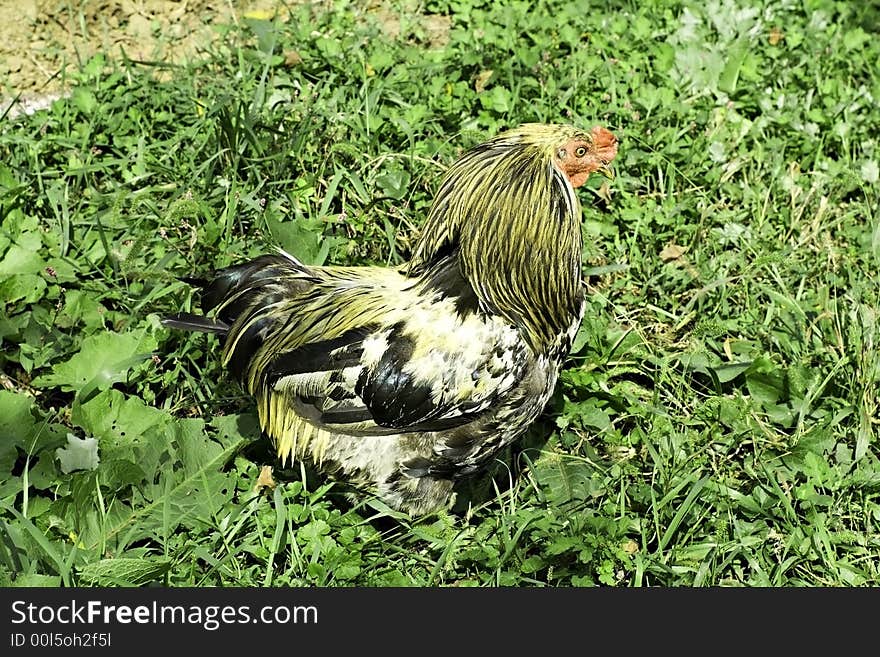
[599,163,615,181]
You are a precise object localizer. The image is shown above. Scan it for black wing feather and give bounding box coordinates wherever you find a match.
[352,326,493,432]
[355,328,437,428]
[267,328,369,377]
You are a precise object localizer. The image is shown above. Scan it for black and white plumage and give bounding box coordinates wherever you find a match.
[164,123,618,514]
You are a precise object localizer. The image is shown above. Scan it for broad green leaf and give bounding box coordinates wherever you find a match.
[746,372,784,407]
[265,213,328,265]
[73,389,168,443]
[71,87,97,114]
[532,452,604,504]
[31,329,158,393]
[480,86,512,113]
[9,574,63,587]
[78,557,171,586]
[174,418,216,475]
[28,451,65,491]
[0,391,36,456]
[55,289,108,329]
[713,361,752,383]
[79,421,246,551]
[210,412,261,446]
[563,398,611,431]
[376,168,411,200]
[99,460,148,488]
[72,389,171,476]
[0,475,22,501]
[0,503,72,585]
[0,244,45,277]
[719,42,747,94]
[0,391,63,472]
[0,274,47,304]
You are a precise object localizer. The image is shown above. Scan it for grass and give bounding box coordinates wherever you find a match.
[1,0,879,587]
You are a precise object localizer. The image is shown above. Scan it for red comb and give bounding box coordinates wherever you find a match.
[591,126,618,159]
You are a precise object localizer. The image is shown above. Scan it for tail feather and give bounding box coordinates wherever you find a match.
[164,254,315,374]
[162,312,229,334]
[201,255,309,321]
[180,275,210,288]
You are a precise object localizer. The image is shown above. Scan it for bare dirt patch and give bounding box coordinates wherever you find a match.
[0,0,451,117]
[0,0,296,113]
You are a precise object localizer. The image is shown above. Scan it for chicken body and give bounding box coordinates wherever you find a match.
[165,123,618,514]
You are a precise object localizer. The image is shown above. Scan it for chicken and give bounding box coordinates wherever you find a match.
[163,123,618,515]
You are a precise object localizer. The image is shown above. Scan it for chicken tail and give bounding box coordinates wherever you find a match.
[161,312,229,334]
[164,252,318,383]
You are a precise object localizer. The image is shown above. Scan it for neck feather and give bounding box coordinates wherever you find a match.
[409,138,584,353]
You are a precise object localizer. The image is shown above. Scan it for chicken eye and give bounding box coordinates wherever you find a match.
[575,146,587,158]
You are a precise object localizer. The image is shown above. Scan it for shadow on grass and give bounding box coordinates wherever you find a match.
[450,417,554,513]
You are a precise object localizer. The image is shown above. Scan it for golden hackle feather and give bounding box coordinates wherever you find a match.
[409,124,588,352]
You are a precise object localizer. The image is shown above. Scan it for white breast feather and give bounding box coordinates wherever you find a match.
[361,331,390,368]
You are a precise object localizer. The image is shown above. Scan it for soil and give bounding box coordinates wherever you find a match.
[0,1,451,118]
[0,0,301,116]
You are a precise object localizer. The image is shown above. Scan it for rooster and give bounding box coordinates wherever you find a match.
[163,123,618,514]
